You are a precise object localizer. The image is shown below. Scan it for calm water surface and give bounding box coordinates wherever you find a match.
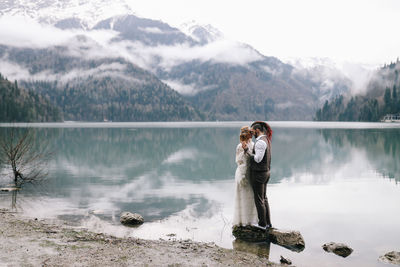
[1,122,400,267]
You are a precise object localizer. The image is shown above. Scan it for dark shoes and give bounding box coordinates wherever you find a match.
[251,223,272,231]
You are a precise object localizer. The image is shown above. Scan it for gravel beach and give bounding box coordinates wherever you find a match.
[0,209,281,266]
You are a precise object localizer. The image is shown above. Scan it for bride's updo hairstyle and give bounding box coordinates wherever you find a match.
[240,126,253,142]
[251,121,273,144]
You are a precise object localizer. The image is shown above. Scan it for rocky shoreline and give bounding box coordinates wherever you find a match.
[0,209,282,266]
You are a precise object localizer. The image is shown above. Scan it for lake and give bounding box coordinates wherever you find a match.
[1,121,400,267]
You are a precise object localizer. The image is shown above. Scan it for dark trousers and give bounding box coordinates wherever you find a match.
[251,171,271,227]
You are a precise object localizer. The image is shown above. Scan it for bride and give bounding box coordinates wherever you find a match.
[233,126,257,226]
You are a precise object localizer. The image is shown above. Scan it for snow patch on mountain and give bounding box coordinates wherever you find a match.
[0,0,135,29]
[180,20,223,44]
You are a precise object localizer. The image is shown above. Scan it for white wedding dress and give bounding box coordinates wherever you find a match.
[233,141,258,226]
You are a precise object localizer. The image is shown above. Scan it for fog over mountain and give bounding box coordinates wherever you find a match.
[0,0,363,121]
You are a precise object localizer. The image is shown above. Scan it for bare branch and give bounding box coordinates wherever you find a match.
[0,128,54,188]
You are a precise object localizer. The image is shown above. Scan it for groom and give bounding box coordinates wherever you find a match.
[243,121,272,230]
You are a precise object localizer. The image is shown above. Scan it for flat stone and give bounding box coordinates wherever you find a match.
[232,225,305,252]
[120,212,144,226]
[379,251,400,265]
[322,242,353,257]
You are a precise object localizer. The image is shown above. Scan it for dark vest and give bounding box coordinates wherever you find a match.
[250,136,271,172]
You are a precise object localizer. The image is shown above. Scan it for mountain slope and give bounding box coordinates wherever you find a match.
[0,0,351,121]
[315,61,400,121]
[93,15,196,46]
[159,58,330,120]
[180,21,223,44]
[0,73,62,122]
[0,45,204,122]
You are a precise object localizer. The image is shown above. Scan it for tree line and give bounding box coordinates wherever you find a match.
[21,76,204,122]
[315,62,400,122]
[0,73,62,122]
[0,45,205,122]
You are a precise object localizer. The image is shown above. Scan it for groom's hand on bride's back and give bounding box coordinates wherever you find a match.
[241,141,248,151]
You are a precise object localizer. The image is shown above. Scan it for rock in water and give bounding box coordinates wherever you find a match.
[232,225,268,242]
[120,212,144,226]
[232,225,305,252]
[269,228,305,252]
[322,242,353,257]
[379,251,400,265]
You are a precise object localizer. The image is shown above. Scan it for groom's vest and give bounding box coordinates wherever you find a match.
[250,136,271,172]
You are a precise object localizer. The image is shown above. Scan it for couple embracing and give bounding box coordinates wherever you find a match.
[233,121,273,230]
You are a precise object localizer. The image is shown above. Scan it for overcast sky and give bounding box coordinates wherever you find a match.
[127,0,400,66]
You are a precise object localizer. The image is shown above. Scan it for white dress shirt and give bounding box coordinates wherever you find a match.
[253,135,267,163]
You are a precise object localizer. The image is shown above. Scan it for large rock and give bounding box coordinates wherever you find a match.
[120,212,144,226]
[322,242,353,258]
[232,225,305,252]
[379,251,400,265]
[268,228,305,252]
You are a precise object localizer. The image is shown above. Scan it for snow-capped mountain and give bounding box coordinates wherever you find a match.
[0,0,134,29]
[93,15,195,46]
[0,0,354,121]
[180,20,224,44]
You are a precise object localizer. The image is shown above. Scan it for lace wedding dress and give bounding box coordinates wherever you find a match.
[232,141,258,226]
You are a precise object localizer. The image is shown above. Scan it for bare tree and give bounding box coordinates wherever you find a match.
[0,128,53,188]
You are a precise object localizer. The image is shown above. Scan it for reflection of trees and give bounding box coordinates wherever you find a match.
[39,127,343,187]
[319,129,400,182]
[23,127,242,220]
[11,190,17,210]
[48,127,240,185]
[6,125,399,225]
[269,128,349,183]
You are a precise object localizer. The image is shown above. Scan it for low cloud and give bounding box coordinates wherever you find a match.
[0,15,264,90]
[162,79,218,95]
[0,15,262,68]
[145,40,263,70]
[288,57,376,96]
[0,15,118,49]
[0,60,143,85]
[138,26,163,34]
[162,80,197,95]
[262,65,283,77]
[0,61,28,81]
[0,15,76,48]
[101,39,263,71]
[275,101,295,109]
[340,62,376,95]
